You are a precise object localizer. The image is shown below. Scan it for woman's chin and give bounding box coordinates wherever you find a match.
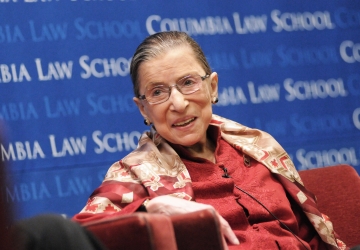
[171,135,202,147]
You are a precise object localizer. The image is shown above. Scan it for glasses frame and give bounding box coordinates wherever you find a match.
[138,74,210,105]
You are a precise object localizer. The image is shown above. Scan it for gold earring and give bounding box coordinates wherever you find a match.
[212,97,218,104]
[144,118,151,126]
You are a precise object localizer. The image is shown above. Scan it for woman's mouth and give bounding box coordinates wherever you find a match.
[172,117,196,127]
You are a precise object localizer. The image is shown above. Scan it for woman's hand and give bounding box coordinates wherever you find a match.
[146,196,240,248]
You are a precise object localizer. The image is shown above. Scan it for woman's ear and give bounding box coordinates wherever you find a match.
[133,97,148,118]
[209,72,218,98]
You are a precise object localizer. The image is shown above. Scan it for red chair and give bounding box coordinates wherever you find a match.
[83,209,225,250]
[83,212,177,250]
[299,164,360,248]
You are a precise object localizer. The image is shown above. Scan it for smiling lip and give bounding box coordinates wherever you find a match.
[172,117,196,127]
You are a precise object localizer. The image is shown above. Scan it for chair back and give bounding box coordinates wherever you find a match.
[299,165,360,247]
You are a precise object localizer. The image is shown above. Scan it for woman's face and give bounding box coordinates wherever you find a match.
[133,45,218,148]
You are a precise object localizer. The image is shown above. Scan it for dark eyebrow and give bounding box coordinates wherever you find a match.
[177,72,200,81]
[145,72,200,88]
[145,82,166,89]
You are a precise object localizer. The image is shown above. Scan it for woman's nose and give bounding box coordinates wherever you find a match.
[168,87,187,112]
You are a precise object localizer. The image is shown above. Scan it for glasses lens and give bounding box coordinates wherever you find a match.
[177,75,201,94]
[145,85,169,104]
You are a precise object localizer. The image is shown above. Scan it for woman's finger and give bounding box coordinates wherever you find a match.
[218,214,240,246]
[221,235,230,250]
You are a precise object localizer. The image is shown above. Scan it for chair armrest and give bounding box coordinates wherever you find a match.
[171,209,225,250]
[83,212,177,250]
[83,209,225,250]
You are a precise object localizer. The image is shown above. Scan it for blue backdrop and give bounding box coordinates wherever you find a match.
[1,0,360,220]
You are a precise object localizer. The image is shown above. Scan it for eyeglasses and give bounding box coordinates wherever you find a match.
[138,74,210,104]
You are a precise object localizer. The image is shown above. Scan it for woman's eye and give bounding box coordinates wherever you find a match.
[181,78,196,87]
[150,87,165,97]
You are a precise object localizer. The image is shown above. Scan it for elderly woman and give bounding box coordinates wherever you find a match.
[73,31,346,250]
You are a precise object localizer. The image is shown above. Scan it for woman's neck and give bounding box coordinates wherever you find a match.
[183,136,216,163]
